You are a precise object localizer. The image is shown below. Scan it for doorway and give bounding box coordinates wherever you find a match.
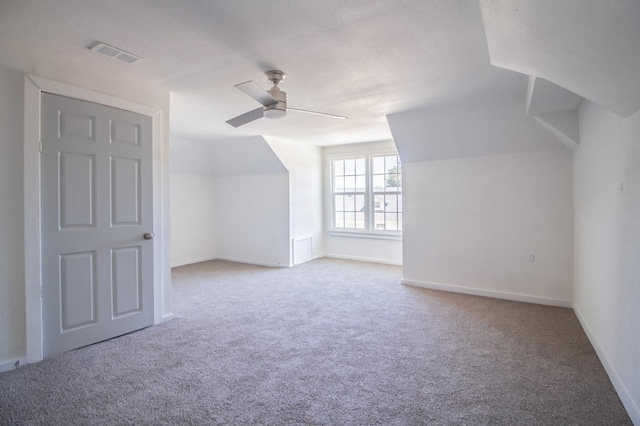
[23,75,170,362]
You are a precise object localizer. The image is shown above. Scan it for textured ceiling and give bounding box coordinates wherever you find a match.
[0,1,635,147]
[480,0,640,117]
[0,0,522,146]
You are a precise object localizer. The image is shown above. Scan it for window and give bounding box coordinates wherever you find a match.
[331,153,402,236]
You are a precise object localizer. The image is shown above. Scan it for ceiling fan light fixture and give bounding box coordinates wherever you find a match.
[264,107,287,119]
[264,86,287,119]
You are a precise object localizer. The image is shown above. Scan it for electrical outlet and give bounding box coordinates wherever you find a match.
[528,252,535,262]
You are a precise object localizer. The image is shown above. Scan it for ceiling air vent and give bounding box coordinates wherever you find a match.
[90,42,141,64]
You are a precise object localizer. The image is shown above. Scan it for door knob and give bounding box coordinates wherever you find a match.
[144,232,154,240]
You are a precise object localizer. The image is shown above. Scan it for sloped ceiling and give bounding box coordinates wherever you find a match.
[480,0,640,117]
[526,77,582,150]
[387,92,563,164]
[0,0,522,147]
[171,135,286,176]
[526,77,584,118]
[0,0,635,156]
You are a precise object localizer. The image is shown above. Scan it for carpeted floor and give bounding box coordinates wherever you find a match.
[0,258,632,425]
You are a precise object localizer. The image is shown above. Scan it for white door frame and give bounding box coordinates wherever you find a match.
[24,74,169,363]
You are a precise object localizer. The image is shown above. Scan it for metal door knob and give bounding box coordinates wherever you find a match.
[144,232,154,240]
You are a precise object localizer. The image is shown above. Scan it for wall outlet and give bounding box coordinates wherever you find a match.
[528,252,536,262]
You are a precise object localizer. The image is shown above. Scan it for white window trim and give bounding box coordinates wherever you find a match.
[325,147,402,240]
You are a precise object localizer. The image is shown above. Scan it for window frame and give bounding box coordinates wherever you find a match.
[326,149,402,240]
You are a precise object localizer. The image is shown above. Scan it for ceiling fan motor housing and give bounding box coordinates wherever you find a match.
[264,86,287,119]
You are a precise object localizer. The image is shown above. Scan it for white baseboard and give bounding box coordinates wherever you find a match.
[573,306,640,425]
[401,278,572,307]
[324,253,402,266]
[172,256,290,269]
[0,356,27,373]
[215,256,289,268]
[171,255,218,268]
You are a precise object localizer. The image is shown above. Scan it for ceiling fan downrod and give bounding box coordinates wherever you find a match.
[265,70,287,119]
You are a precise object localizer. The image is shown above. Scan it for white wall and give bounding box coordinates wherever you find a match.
[0,66,26,363]
[170,173,217,267]
[215,173,290,267]
[573,100,640,423]
[267,138,324,265]
[169,136,295,268]
[324,236,403,266]
[402,150,574,306]
[323,141,403,265]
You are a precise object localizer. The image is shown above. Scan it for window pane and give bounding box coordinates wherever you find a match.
[344,158,355,176]
[345,194,355,211]
[355,212,365,229]
[335,211,344,228]
[386,174,399,192]
[385,194,398,212]
[372,156,385,174]
[398,194,403,213]
[355,158,366,175]
[374,212,385,230]
[334,176,345,193]
[334,195,344,211]
[373,174,385,191]
[355,194,365,212]
[397,216,402,231]
[386,212,399,231]
[333,159,344,177]
[373,194,384,211]
[355,175,366,192]
[345,176,356,192]
[385,155,398,171]
[345,212,356,228]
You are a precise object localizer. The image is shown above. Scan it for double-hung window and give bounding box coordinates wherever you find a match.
[330,153,402,237]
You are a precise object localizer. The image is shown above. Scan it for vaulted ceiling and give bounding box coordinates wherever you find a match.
[0,0,638,148]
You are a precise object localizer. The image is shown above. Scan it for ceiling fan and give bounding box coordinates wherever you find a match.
[226,70,347,127]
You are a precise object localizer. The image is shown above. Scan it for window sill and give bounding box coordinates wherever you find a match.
[327,230,402,241]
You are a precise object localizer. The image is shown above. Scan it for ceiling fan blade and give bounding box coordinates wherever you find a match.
[234,81,278,107]
[288,107,348,120]
[226,107,264,127]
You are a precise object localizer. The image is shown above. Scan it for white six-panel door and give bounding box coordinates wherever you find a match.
[41,93,154,357]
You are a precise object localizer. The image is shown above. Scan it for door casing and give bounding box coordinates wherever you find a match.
[23,74,170,363]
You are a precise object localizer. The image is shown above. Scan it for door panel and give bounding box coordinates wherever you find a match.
[59,152,96,229]
[111,246,142,317]
[111,120,141,146]
[41,93,153,357]
[111,157,141,226]
[59,110,96,140]
[60,251,97,330]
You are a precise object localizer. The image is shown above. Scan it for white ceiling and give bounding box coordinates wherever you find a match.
[0,0,523,146]
[388,92,563,163]
[0,1,637,147]
[480,0,640,118]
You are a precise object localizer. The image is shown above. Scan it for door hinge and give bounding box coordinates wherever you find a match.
[39,140,43,153]
[40,284,44,298]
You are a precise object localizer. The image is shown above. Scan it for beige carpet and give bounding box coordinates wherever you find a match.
[0,258,632,425]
